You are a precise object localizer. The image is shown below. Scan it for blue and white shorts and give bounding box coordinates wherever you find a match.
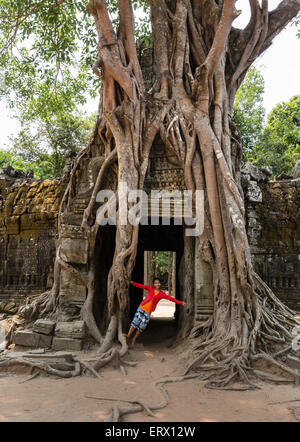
[131,306,150,332]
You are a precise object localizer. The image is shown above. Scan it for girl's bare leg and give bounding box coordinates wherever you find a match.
[124,326,135,339]
[131,330,140,346]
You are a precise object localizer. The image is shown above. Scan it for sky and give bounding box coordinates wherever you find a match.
[0,0,299,148]
[235,0,300,113]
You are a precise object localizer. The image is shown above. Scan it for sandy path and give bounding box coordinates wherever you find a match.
[0,313,300,422]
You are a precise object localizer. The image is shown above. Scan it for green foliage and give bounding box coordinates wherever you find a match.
[0,149,51,178]
[0,0,96,111]
[1,112,95,178]
[248,95,300,176]
[152,251,171,276]
[0,0,151,113]
[233,66,265,156]
[292,16,300,39]
[233,67,300,176]
[1,1,298,181]
[0,0,151,178]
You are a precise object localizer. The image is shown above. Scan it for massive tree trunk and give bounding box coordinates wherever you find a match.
[29,0,300,386]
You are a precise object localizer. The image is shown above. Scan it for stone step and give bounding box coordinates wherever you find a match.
[54,321,86,340]
[52,337,82,351]
[14,330,52,348]
[33,319,56,335]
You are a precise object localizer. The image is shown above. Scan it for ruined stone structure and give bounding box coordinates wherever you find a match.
[0,167,67,314]
[243,163,300,312]
[0,160,299,327]
[0,43,299,337]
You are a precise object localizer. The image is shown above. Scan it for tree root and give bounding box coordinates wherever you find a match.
[18,372,40,383]
[85,395,155,419]
[74,358,102,379]
[19,247,62,321]
[253,370,292,384]
[0,350,122,380]
[182,269,300,391]
[0,357,81,378]
[0,343,130,380]
[85,373,204,422]
[269,399,300,406]
[91,316,128,373]
[183,345,300,391]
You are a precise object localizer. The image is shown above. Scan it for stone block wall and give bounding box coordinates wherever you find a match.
[0,168,67,312]
[0,163,299,314]
[242,164,300,311]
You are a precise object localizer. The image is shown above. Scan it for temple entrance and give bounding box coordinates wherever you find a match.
[93,220,186,342]
[129,220,184,344]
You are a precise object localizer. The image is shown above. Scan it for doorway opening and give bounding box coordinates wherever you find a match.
[93,220,185,343]
[144,251,177,320]
[129,220,184,345]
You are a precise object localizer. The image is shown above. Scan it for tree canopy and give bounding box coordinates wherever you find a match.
[0,1,299,178]
[249,95,300,175]
[233,65,265,156]
[0,0,152,177]
[0,112,95,178]
[0,0,151,115]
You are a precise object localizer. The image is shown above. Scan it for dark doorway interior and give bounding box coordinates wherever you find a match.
[94,220,184,342]
[129,220,184,343]
[94,225,116,334]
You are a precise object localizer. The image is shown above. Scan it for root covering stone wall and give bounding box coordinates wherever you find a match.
[0,163,299,313]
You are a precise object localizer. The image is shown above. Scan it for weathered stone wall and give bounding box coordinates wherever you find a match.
[242,164,300,311]
[0,167,67,313]
[0,162,299,314]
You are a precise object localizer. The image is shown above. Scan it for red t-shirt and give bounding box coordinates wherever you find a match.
[131,281,183,314]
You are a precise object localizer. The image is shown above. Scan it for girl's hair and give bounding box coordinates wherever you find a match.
[153,277,161,283]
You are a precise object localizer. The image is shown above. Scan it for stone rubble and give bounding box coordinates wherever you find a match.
[32,319,56,335]
[54,321,86,340]
[12,320,85,351]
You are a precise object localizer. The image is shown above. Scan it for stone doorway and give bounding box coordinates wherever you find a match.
[93,220,214,342]
[129,220,184,342]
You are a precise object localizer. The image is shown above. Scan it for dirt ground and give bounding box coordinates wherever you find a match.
[1,305,300,422]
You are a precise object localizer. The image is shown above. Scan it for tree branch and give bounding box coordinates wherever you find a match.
[88,0,137,110]
[205,0,241,77]
[259,0,300,55]
[173,1,188,82]
[193,0,241,109]
[117,0,144,90]
[0,0,67,55]
[227,0,299,110]
[227,0,268,109]
[149,0,170,97]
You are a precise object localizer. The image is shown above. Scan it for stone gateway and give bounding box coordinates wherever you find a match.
[0,162,299,329]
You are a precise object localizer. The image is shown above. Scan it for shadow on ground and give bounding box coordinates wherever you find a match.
[138,317,177,347]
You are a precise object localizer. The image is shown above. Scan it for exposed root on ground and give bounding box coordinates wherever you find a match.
[92,316,128,371]
[185,272,300,390]
[0,356,81,378]
[85,373,202,422]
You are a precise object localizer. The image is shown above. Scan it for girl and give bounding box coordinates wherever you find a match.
[124,278,187,346]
